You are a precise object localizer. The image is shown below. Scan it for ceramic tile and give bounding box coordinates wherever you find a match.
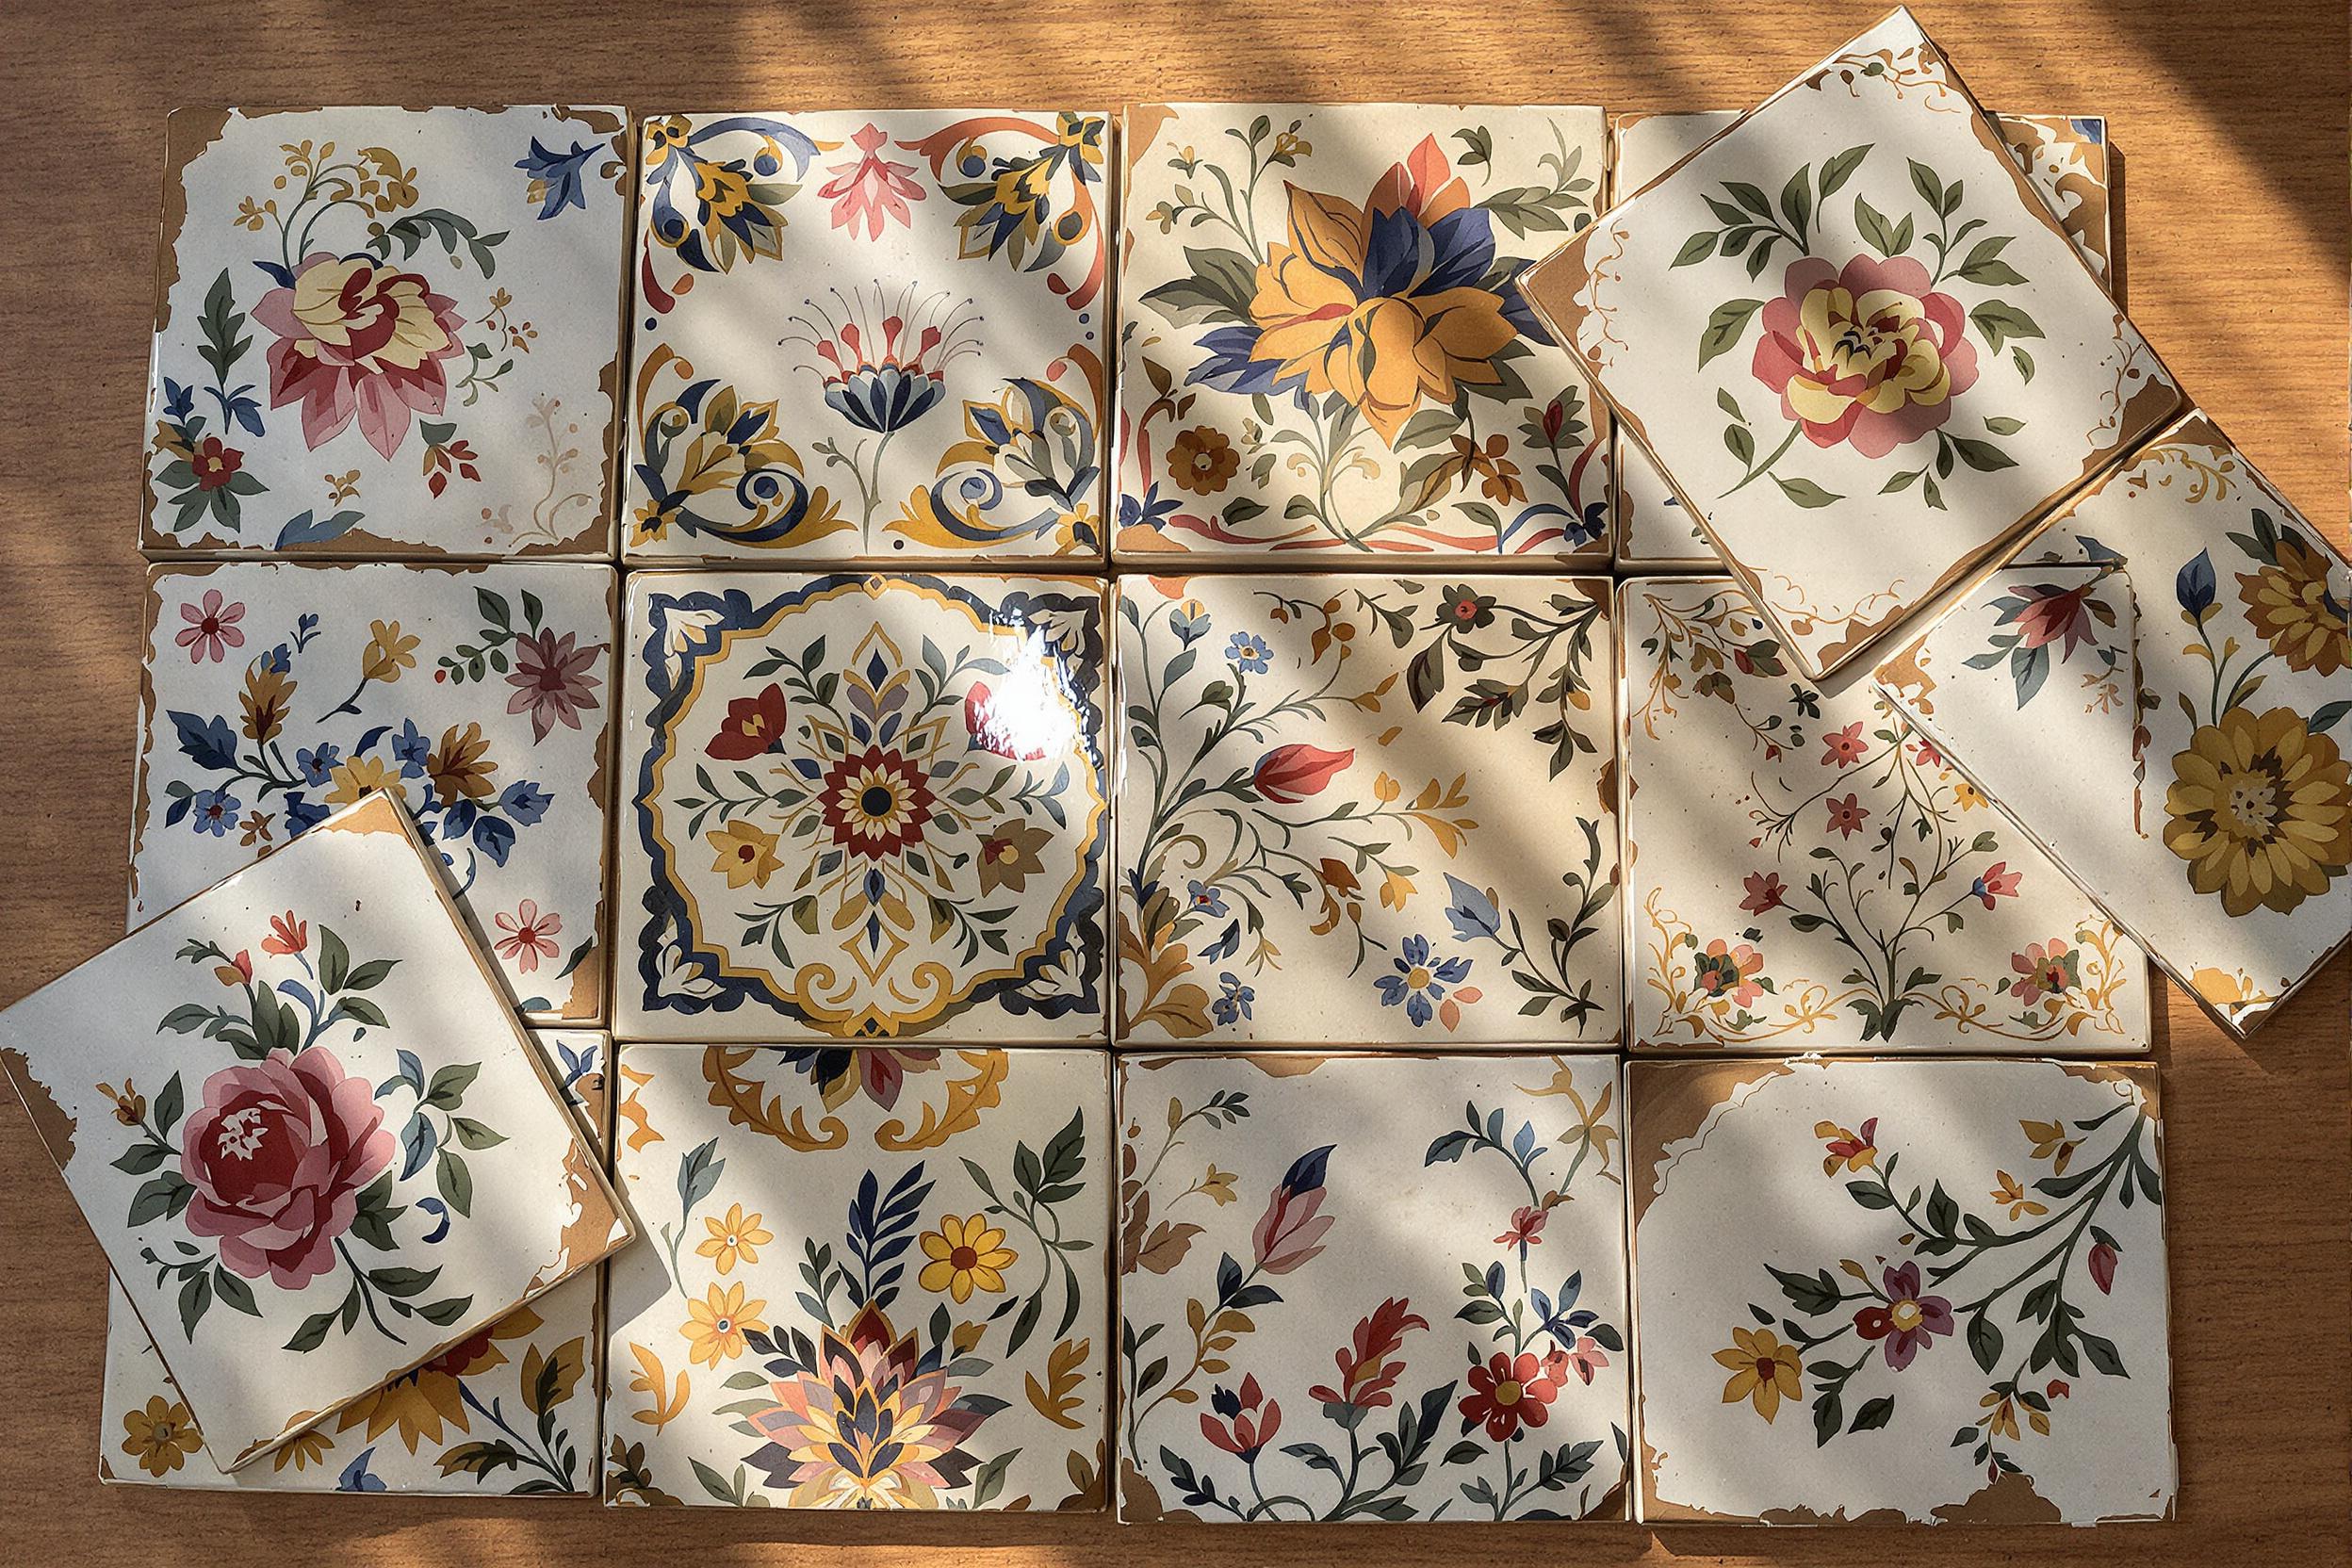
[1876,413,2352,1035]
[1620,576,2149,1052]
[601,1043,1110,1509]
[1117,1052,1631,1522]
[98,1031,612,1494]
[133,562,615,1023]
[1115,575,1620,1045]
[617,572,1108,1041]
[1523,12,2176,678]
[144,106,629,557]
[1116,104,1611,564]
[1610,110,2115,571]
[1628,1056,2174,1524]
[0,796,630,1472]
[623,110,1108,564]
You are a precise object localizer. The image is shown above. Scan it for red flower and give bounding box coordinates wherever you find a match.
[2013,581,2099,657]
[2088,1240,2118,1295]
[1971,860,2022,909]
[964,681,1050,761]
[819,745,934,860]
[190,436,244,492]
[1825,793,1870,839]
[505,629,602,743]
[493,900,563,973]
[1821,722,1869,768]
[1911,738,1947,769]
[707,682,791,761]
[1494,1204,1548,1249]
[818,122,924,239]
[1854,1262,1954,1371]
[1560,1334,1610,1386]
[180,1047,395,1288]
[255,253,467,458]
[1752,253,1980,458]
[1459,1349,1564,1441]
[175,589,247,664]
[260,911,308,956]
[1740,871,1788,915]
[1252,1146,1333,1274]
[1252,743,1353,804]
[1307,1296,1429,1411]
[1200,1374,1280,1460]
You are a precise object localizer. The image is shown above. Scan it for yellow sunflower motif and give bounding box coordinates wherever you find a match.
[917,1214,1017,1303]
[2237,532,2350,676]
[325,752,407,807]
[1714,1326,1804,1423]
[696,1202,775,1275]
[338,1308,541,1452]
[122,1395,204,1478]
[683,1282,765,1367]
[2162,705,2351,917]
[270,1427,334,1472]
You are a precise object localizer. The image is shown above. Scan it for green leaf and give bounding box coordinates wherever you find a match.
[437,1148,474,1217]
[1697,298,1765,369]
[1969,301,2045,352]
[1982,416,2026,434]
[1817,143,1872,199]
[1954,235,2026,286]
[1850,1395,1897,1432]
[212,1266,261,1317]
[424,1062,480,1109]
[1672,230,1718,268]
[1724,423,1756,466]
[449,1116,506,1151]
[1777,168,1813,243]
[1854,194,1911,259]
[154,1073,185,1134]
[1907,158,1947,217]
[1967,1311,2003,1373]
[318,926,351,993]
[338,996,388,1029]
[1723,180,1773,218]
[343,956,398,990]
[417,1295,473,1327]
[368,1266,438,1298]
[1950,436,2017,473]
[1811,1388,1844,1447]
[1775,476,1842,508]
[285,1308,338,1352]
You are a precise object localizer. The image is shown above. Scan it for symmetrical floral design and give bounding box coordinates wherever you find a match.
[1119,1054,1629,1522]
[0,796,626,1472]
[628,110,1106,560]
[1116,574,1617,1043]
[1631,1058,2174,1524]
[1527,14,2175,677]
[101,1033,612,1494]
[147,106,626,554]
[1119,104,1609,561]
[621,573,1105,1039]
[135,564,613,1021]
[603,1044,1106,1509]
[1624,577,2147,1050]
[1873,415,2351,1035]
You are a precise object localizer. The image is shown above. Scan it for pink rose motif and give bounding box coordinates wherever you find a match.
[179,1047,395,1289]
[254,253,467,459]
[818,123,924,239]
[1752,254,1980,459]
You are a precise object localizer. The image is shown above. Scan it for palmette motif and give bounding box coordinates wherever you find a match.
[602,1044,1108,1509]
[1119,1054,1631,1522]
[1118,105,1610,561]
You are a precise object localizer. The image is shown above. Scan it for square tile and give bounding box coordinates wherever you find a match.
[134,562,616,1022]
[1117,1052,1631,1522]
[1117,104,1611,563]
[1620,576,2149,1052]
[601,1043,1110,1509]
[1628,1056,2174,1524]
[1523,12,2177,678]
[617,572,1108,1040]
[0,796,630,1472]
[1115,574,1620,1045]
[1876,413,2352,1034]
[99,1031,612,1494]
[145,107,629,557]
[625,110,1109,563]
[1611,110,2115,571]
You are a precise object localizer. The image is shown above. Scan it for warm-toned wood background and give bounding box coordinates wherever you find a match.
[1,1,2344,1561]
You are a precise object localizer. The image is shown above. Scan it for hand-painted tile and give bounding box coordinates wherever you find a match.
[1117,105,1610,563]
[1628,1056,2173,1524]
[0,796,629,1473]
[1524,13,2176,678]
[624,110,1107,564]
[99,1031,611,1494]
[1876,414,2352,1035]
[618,572,1107,1041]
[145,107,628,557]
[1116,575,1619,1045]
[1620,577,2148,1052]
[1118,1053,1631,1522]
[602,1043,1109,1509]
[1611,110,2115,571]
[134,562,615,1022]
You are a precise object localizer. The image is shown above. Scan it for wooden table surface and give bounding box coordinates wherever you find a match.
[1,1,2344,1561]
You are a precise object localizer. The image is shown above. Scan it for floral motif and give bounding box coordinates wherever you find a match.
[1751,254,1979,459]
[2162,706,2349,918]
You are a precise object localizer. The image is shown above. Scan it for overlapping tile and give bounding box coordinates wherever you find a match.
[1118,104,1611,563]
[1115,574,1619,1046]
[602,1042,1109,1509]
[134,562,615,1022]
[145,106,629,557]
[1628,1055,2174,1524]
[1118,1053,1630,1522]
[617,572,1107,1041]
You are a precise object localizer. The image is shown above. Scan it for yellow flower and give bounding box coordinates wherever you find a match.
[325,753,406,807]
[1714,1326,1803,1423]
[695,1202,774,1275]
[239,662,294,744]
[1952,777,1986,811]
[121,1395,204,1477]
[338,1308,540,1451]
[1989,1169,2048,1221]
[2019,1119,2080,1174]
[2163,706,2351,917]
[2238,532,2350,676]
[428,721,499,804]
[683,1282,764,1367]
[270,1426,334,1471]
[362,618,420,682]
[708,819,783,889]
[917,1214,1017,1303]
[1982,1390,2021,1442]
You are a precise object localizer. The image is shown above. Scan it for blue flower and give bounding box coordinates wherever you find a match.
[1373,935,1473,1027]
[1119,482,1182,536]
[1226,632,1271,674]
[1212,972,1255,1026]
[1167,600,1210,645]
[1186,879,1229,917]
[296,743,341,785]
[284,794,331,837]
[335,1447,386,1494]
[390,719,431,777]
[188,787,239,837]
[515,137,599,220]
[498,779,553,826]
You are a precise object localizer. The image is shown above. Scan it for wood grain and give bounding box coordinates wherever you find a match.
[0,1,2343,1561]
